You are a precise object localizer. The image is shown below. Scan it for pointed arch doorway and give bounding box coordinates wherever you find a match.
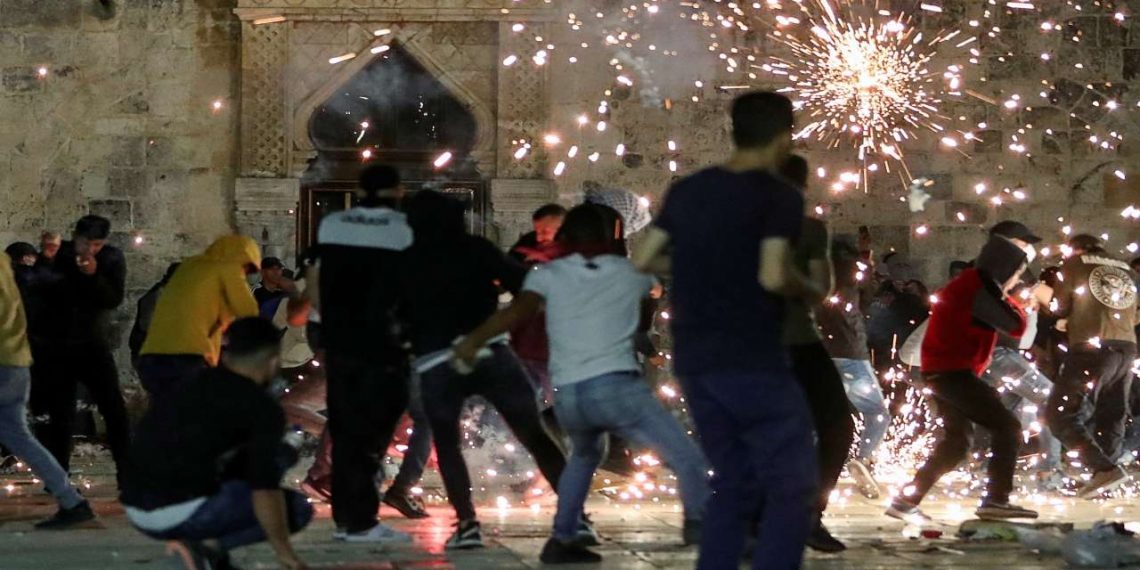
[298,42,487,248]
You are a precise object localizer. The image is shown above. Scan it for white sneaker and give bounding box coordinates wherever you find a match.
[847,459,881,499]
[343,523,413,544]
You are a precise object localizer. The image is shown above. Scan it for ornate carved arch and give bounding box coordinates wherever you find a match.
[289,26,498,177]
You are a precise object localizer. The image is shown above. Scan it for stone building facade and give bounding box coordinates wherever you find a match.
[0,1,1137,376]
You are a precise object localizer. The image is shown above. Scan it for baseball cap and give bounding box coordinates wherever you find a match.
[989,220,1042,244]
[261,257,285,271]
[5,242,37,260]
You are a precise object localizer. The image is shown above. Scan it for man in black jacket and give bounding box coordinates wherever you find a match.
[30,215,131,485]
[402,191,570,550]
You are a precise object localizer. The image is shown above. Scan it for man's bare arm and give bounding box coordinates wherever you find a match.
[759,238,792,293]
[632,227,672,275]
[252,490,306,570]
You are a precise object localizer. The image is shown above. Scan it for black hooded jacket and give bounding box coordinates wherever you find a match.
[400,191,527,356]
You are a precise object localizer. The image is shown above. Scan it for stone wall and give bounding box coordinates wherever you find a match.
[541,1,1140,286]
[0,0,241,365]
[2,0,1139,384]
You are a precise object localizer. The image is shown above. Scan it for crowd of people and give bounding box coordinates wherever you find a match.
[0,90,1138,570]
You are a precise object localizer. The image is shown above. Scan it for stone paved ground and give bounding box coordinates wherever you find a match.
[0,454,1133,569]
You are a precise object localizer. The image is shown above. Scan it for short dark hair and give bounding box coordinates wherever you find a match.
[779,154,809,189]
[261,257,284,271]
[223,317,282,359]
[74,215,111,240]
[557,204,611,247]
[5,242,36,260]
[1068,233,1104,253]
[358,164,401,206]
[949,260,969,276]
[533,204,568,221]
[731,91,794,149]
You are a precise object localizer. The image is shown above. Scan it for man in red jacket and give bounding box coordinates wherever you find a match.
[887,234,1042,522]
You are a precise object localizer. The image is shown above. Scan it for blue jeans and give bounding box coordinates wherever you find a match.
[983,346,1063,470]
[550,371,710,540]
[139,481,314,551]
[833,359,890,461]
[680,362,817,570]
[0,366,83,509]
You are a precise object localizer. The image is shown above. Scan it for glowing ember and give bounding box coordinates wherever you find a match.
[766,0,964,183]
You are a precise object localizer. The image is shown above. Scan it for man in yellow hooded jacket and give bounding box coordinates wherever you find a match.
[137,235,262,401]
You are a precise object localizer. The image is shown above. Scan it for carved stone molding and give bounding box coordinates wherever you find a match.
[235,178,300,262]
[241,21,290,177]
[496,21,549,179]
[287,22,499,177]
[235,0,555,21]
[490,178,555,246]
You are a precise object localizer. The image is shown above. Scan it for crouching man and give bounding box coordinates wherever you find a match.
[120,318,312,570]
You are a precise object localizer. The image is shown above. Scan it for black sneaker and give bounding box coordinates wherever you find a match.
[383,490,429,519]
[540,537,602,564]
[976,501,1039,520]
[34,500,95,530]
[804,523,846,552]
[446,520,485,550]
[682,519,702,546]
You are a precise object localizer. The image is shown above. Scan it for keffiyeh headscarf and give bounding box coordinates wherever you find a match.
[582,182,652,237]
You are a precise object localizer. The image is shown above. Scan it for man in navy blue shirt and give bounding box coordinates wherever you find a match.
[633,91,818,570]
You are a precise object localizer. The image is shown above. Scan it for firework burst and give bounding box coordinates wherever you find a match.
[765,0,965,186]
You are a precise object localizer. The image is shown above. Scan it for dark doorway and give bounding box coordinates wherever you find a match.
[300,42,486,248]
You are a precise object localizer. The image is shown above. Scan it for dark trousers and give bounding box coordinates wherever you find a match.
[1046,341,1137,472]
[136,354,209,404]
[420,344,566,522]
[789,342,855,516]
[137,481,313,552]
[29,342,131,478]
[325,351,409,533]
[679,362,817,570]
[905,371,1019,505]
[307,381,433,496]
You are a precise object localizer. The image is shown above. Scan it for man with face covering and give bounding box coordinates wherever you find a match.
[1047,234,1139,498]
[887,234,1039,522]
[32,215,131,484]
[139,236,262,402]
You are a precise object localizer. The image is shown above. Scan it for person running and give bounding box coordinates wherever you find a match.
[309,164,415,543]
[1046,234,1139,497]
[31,215,131,485]
[121,318,312,570]
[137,236,262,402]
[632,91,817,570]
[774,155,854,552]
[816,237,889,500]
[400,190,572,550]
[887,235,1040,522]
[0,252,95,530]
[456,204,710,564]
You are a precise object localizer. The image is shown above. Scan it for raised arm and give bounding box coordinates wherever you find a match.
[632,227,672,275]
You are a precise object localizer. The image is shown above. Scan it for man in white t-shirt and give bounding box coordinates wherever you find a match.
[455,204,710,565]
